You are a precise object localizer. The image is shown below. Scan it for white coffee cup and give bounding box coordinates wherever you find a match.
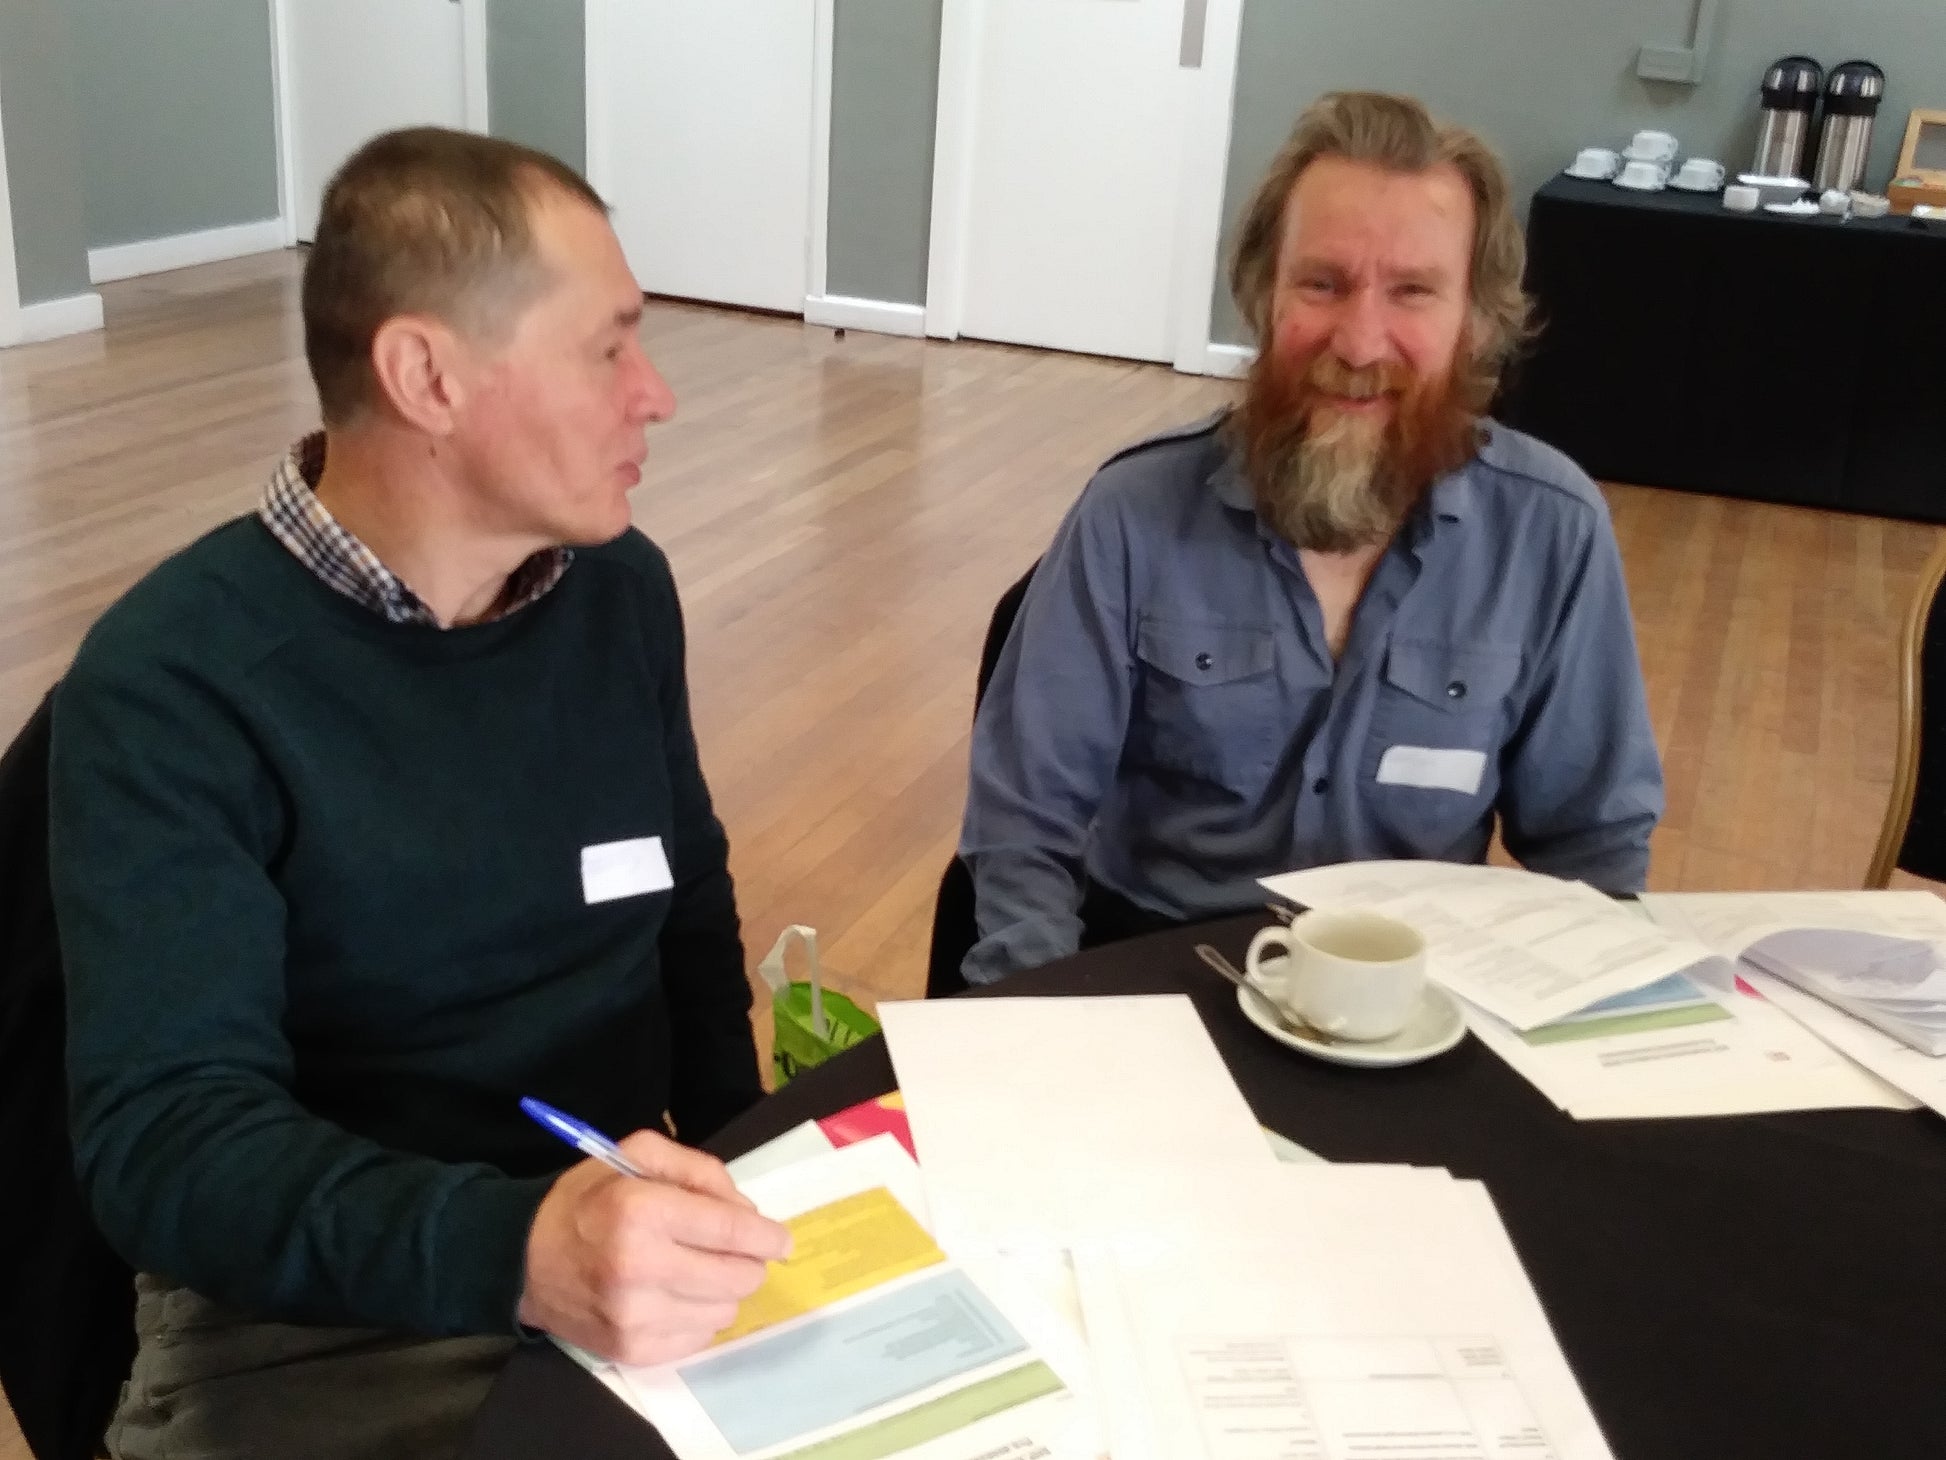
[1819,188,1851,216]
[1628,129,1679,162]
[1723,183,1761,212]
[1567,146,1619,179]
[1244,911,1427,1042]
[1675,157,1725,190]
[1615,158,1668,191]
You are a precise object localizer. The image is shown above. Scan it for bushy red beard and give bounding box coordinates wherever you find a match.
[1230,343,1482,553]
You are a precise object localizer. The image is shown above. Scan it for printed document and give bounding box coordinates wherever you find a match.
[1647,891,1946,1116]
[607,1136,1094,1460]
[1083,1166,1614,1460]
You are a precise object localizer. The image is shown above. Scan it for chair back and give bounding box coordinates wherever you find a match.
[0,689,137,1460]
[1869,539,1946,885]
[925,562,1040,998]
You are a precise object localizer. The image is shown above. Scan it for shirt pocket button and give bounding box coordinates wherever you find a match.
[1195,651,1214,671]
[1446,680,1468,700]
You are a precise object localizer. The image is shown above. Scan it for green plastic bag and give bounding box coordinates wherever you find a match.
[757,924,880,1086]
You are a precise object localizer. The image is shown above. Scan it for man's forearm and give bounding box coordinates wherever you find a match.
[960,847,1089,984]
[74,1075,550,1334]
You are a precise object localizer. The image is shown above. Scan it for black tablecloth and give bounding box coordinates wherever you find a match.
[1498,176,1946,522]
[464,916,1946,1460]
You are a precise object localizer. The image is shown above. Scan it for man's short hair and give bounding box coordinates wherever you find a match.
[1228,92,1532,399]
[302,127,609,426]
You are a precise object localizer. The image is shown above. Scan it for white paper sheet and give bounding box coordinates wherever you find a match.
[877,995,1276,1249]
[1261,862,1711,1029]
[1090,1168,1613,1460]
[724,1119,840,1184]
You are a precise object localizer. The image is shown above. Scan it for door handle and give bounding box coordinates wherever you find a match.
[1179,0,1208,69]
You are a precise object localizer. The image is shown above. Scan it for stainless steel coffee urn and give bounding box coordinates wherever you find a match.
[1752,55,1822,178]
[1812,61,1886,193]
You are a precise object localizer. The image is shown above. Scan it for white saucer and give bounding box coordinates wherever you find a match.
[1612,173,1667,193]
[1238,984,1467,1068]
[1564,163,1617,181]
[1765,199,1819,216]
[1668,177,1723,193]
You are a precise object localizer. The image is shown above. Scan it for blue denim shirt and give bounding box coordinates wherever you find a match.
[959,412,1664,984]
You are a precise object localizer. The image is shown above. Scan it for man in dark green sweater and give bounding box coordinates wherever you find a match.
[48,129,791,1460]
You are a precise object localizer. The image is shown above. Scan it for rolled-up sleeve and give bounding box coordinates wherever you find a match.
[959,487,1138,983]
[1496,505,1663,891]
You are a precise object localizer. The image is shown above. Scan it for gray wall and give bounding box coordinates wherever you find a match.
[1213,0,1946,344]
[68,0,278,249]
[488,0,585,172]
[0,0,91,303]
[827,0,942,305]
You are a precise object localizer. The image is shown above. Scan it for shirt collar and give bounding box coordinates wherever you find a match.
[258,433,572,627]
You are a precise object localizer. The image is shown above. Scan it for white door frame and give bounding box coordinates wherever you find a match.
[269,0,491,248]
[924,0,1245,375]
[804,0,834,305]
[581,0,611,197]
[797,0,922,336]
[0,64,24,347]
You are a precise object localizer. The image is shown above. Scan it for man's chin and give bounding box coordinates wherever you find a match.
[560,502,636,548]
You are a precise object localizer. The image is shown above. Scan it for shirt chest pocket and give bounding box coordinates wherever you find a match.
[1128,619,1282,796]
[1364,638,1523,806]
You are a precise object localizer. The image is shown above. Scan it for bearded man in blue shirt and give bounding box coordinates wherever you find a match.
[959,91,1664,985]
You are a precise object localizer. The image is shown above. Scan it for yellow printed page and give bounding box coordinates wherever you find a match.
[714,1186,943,1345]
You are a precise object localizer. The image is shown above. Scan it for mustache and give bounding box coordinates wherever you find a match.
[1298,356,1415,408]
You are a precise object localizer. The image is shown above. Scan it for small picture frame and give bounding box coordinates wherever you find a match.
[1893,108,1946,187]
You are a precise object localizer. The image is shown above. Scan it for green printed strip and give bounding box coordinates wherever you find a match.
[1521,1001,1732,1046]
[768,1363,1065,1460]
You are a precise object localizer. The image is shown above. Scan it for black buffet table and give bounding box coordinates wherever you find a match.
[1498,175,1946,522]
[464,915,1946,1460]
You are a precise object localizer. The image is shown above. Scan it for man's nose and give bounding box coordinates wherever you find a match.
[630,350,677,425]
[1328,288,1391,371]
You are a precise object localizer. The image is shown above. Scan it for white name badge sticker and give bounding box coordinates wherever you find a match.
[580,837,673,905]
[1375,745,1488,795]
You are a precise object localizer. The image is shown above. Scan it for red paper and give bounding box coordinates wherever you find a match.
[815,1092,917,1161]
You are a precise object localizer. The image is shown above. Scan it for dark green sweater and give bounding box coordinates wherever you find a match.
[50,519,762,1336]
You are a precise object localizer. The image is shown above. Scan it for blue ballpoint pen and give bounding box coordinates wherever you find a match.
[520,1096,649,1179]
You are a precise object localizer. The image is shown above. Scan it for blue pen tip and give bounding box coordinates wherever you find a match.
[520,1096,569,1136]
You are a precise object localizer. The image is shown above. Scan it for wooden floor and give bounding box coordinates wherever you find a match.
[0,249,1937,1453]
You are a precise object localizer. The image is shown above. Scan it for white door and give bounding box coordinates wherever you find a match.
[589,0,816,314]
[279,0,484,242]
[932,0,1242,366]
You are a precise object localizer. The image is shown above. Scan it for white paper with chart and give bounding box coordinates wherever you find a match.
[1460,957,1914,1120]
[1645,891,1946,1116]
[1077,1165,1614,1460]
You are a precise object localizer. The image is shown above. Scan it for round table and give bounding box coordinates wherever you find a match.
[464,916,1946,1460]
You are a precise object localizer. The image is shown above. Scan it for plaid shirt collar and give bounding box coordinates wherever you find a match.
[258,433,572,627]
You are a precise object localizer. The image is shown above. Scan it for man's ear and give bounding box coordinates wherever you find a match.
[370,313,470,434]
